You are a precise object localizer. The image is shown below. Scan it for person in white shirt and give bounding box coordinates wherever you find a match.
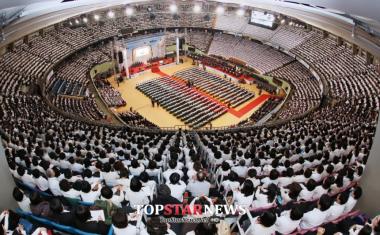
[221,171,240,192]
[246,168,261,188]
[247,211,277,235]
[99,186,124,208]
[232,160,248,178]
[232,180,254,208]
[59,179,80,199]
[261,169,280,188]
[129,159,145,177]
[299,179,317,201]
[275,206,304,234]
[252,185,277,209]
[343,186,362,214]
[101,163,120,187]
[166,173,186,202]
[47,169,62,196]
[186,172,211,197]
[312,176,335,201]
[31,169,49,192]
[125,177,150,209]
[80,181,101,204]
[17,167,36,189]
[12,187,31,212]
[300,194,333,229]
[326,192,349,222]
[111,210,138,235]
[163,160,184,182]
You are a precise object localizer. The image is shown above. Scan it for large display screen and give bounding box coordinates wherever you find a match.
[134,46,152,57]
[250,10,275,28]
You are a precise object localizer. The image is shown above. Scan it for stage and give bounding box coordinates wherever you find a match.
[108,57,270,129]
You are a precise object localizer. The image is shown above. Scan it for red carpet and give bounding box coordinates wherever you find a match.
[229,94,271,118]
[151,69,271,118]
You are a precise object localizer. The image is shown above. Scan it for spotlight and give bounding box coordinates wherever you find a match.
[125,7,134,16]
[169,4,178,13]
[236,9,245,17]
[94,14,100,21]
[69,21,73,26]
[83,17,88,23]
[281,19,286,24]
[75,19,79,24]
[216,6,224,15]
[289,21,293,26]
[107,10,115,18]
[193,4,201,13]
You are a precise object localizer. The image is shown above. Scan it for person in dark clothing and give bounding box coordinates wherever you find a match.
[74,205,109,235]
[48,198,75,226]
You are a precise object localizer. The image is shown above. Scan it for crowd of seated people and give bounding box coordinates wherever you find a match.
[94,78,126,108]
[267,61,322,119]
[173,67,254,108]
[237,98,282,126]
[188,53,243,78]
[290,32,380,101]
[137,76,228,128]
[119,112,158,128]
[208,33,294,74]
[52,96,106,121]
[184,30,214,52]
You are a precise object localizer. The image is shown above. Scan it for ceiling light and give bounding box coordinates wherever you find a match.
[107,11,115,18]
[281,19,286,24]
[236,9,245,17]
[125,7,134,16]
[75,19,79,24]
[169,4,178,13]
[94,14,100,21]
[83,17,88,23]
[193,4,201,13]
[216,6,224,15]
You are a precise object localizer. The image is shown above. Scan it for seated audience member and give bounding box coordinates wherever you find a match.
[0,209,22,232]
[326,192,349,222]
[59,179,80,199]
[186,172,211,197]
[12,187,31,212]
[48,198,75,226]
[343,186,362,214]
[47,169,62,196]
[186,222,218,235]
[232,180,255,208]
[31,169,49,192]
[29,192,51,217]
[151,185,182,217]
[247,211,277,235]
[95,186,121,224]
[125,176,150,209]
[80,181,101,203]
[111,210,137,235]
[300,194,333,229]
[275,206,304,234]
[166,173,186,202]
[74,205,109,234]
[140,216,176,235]
[221,171,240,192]
[232,160,248,178]
[252,184,277,208]
[163,160,184,182]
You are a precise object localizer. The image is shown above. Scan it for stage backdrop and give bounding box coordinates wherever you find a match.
[123,33,166,64]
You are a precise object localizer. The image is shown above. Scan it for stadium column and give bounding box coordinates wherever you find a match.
[176,36,180,64]
[357,118,380,217]
[0,137,17,210]
[122,47,129,78]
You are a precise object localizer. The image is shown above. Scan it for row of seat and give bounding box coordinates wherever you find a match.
[137,76,228,128]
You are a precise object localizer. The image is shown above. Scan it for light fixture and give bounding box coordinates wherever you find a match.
[216,6,224,15]
[94,14,100,21]
[69,21,73,26]
[281,19,286,24]
[236,9,245,17]
[193,4,201,13]
[169,4,178,13]
[289,21,293,26]
[107,10,115,18]
[83,17,88,23]
[125,7,134,16]
[75,19,79,24]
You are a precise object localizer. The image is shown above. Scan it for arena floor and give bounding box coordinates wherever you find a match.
[108,57,270,129]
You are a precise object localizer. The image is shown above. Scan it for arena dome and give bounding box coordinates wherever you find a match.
[0,1,380,234]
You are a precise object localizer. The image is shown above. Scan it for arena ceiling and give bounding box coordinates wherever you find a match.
[0,0,379,58]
